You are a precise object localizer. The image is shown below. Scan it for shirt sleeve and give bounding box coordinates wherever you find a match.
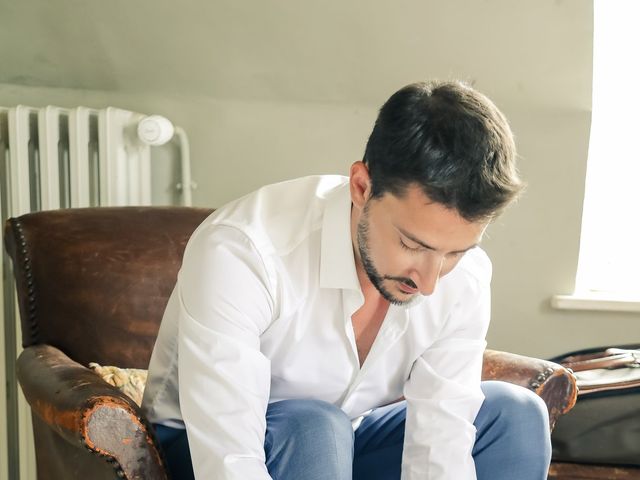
[401,280,491,480]
[177,224,275,480]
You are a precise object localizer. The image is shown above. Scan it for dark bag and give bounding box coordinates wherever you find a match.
[550,344,640,467]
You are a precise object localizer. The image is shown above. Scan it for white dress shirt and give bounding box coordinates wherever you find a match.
[142,175,491,480]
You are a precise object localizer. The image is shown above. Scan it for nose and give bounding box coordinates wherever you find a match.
[413,253,444,296]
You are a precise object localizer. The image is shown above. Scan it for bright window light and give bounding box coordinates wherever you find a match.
[574,0,640,300]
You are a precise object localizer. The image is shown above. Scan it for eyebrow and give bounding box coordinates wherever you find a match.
[396,227,479,254]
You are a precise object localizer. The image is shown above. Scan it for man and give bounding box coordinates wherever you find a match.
[142,80,551,479]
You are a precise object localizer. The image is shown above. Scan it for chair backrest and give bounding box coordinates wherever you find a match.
[4,207,213,368]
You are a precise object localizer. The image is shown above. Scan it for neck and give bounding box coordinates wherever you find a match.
[350,203,368,289]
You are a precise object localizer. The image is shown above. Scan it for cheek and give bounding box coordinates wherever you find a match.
[367,236,410,273]
[365,220,395,261]
[383,249,422,276]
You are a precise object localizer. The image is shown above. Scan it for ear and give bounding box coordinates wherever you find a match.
[349,161,372,210]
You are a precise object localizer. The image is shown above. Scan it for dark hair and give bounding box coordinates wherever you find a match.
[363,80,523,221]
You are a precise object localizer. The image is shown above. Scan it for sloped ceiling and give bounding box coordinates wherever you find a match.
[0,0,592,109]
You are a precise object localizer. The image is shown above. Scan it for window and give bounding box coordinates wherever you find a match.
[555,0,640,311]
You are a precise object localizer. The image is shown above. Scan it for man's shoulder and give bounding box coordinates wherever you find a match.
[217,175,347,217]
[196,175,349,253]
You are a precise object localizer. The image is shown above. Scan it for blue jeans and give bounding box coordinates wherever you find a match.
[154,381,551,479]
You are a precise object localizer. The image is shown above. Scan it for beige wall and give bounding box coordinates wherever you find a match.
[2,1,636,362]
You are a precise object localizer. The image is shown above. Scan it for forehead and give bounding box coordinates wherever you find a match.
[372,185,487,250]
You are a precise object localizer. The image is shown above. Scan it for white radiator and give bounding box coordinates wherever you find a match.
[0,105,192,214]
[0,105,193,480]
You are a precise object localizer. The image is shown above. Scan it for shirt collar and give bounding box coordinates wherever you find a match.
[319,181,361,291]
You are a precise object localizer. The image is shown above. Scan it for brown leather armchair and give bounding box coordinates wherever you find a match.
[4,207,579,480]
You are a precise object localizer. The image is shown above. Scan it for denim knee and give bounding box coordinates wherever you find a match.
[265,399,354,480]
[480,381,551,460]
[269,398,354,444]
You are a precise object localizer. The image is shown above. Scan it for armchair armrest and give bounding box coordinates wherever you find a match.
[17,344,167,480]
[482,349,578,430]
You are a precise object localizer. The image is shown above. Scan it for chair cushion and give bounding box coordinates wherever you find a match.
[89,363,148,407]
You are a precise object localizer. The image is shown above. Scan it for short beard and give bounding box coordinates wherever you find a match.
[356,203,417,307]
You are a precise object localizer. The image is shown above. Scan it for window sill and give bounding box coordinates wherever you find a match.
[551,294,640,313]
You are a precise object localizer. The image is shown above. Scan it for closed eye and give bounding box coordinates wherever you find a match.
[399,238,423,253]
[400,238,473,259]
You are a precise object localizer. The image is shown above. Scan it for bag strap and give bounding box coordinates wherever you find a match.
[560,349,640,372]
